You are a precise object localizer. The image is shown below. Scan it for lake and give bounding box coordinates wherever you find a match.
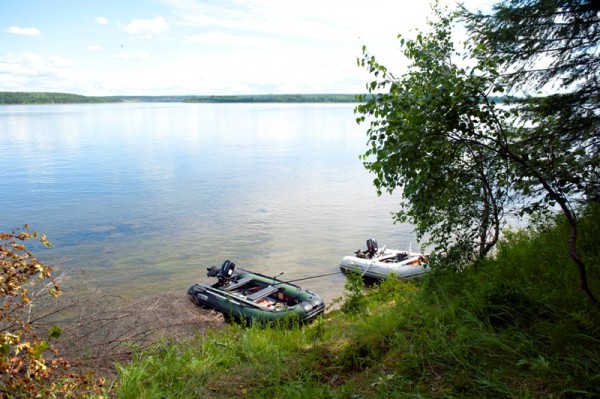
[0,102,418,304]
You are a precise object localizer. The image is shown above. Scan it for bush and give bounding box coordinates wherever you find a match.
[0,226,105,398]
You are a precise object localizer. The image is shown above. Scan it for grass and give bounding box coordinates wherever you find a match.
[113,204,600,398]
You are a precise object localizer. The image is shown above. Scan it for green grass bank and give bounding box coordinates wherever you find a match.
[115,205,600,398]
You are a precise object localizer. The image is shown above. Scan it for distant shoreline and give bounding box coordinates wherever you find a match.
[0,91,364,105]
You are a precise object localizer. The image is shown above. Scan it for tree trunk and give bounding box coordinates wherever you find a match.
[563,208,600,310]
[500,144,599,309]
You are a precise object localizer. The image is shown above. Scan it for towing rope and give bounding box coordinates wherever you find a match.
[273,271,344,285]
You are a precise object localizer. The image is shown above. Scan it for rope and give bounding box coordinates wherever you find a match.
[273,271,343,285]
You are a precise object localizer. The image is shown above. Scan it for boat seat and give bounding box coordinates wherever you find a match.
[224,277,254,291]
[246,285,279,302]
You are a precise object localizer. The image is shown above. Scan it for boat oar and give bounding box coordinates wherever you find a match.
[271,272,284,285]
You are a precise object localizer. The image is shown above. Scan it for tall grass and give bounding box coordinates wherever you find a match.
[115,205,600,398]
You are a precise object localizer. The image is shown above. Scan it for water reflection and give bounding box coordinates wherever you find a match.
[0,103,418,304]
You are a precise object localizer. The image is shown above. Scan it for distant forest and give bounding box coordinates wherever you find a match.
[0,91,510,105]
[0,92,361,104]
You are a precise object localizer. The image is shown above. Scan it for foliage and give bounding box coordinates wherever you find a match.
[0,92,118,104]
[460,0,600,306]
[116,205,600,398]
[0,226,106,398]
[355,5,511,264]
[339,272,368,315]
[459,0,600,219]
[354,2,599,305]
[462,0,599,176]
[185,94,361,103]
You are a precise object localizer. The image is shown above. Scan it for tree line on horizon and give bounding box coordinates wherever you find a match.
[0,91,511,105]
[0,92,363,104]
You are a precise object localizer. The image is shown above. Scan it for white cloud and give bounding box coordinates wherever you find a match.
[7,26,41,36]
[184,31,280,47]
[161,0,433,80]
[0,52,78,92]
[0,0,497,96]
[45,54,74,68]
[172,42,366,94]
[0,51,130,95]
[164,0,429,42]
[95,17,109,25]
[164,0,353,41]
[122,16,169,38]
[115,50,149,61]
[1,52,73,70]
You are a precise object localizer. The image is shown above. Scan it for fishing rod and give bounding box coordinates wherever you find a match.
[272,271,343,285]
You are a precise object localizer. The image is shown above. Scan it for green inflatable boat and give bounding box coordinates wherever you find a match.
[188,260,325,325]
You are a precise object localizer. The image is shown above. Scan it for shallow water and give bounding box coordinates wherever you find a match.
[1,102,419,304]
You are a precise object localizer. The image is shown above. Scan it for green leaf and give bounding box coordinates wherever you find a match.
[48,325,62,339]
[0,343,10,356]
[33,340,49,357]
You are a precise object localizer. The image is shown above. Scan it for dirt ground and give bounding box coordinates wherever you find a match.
[37,285,226,378]
[29,269,338,380]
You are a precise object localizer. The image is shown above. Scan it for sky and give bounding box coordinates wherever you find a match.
[1,0,493,96]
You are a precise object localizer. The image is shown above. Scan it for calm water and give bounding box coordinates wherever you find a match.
[0,102,417,303]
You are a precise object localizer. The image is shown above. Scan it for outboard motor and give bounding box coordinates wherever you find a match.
[366,239,378,258]
[218,260,235,285]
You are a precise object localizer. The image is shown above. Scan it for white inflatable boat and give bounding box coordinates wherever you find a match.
[340,239,430,281]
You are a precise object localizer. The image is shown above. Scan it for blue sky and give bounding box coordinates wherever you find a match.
[1,0,492,96]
